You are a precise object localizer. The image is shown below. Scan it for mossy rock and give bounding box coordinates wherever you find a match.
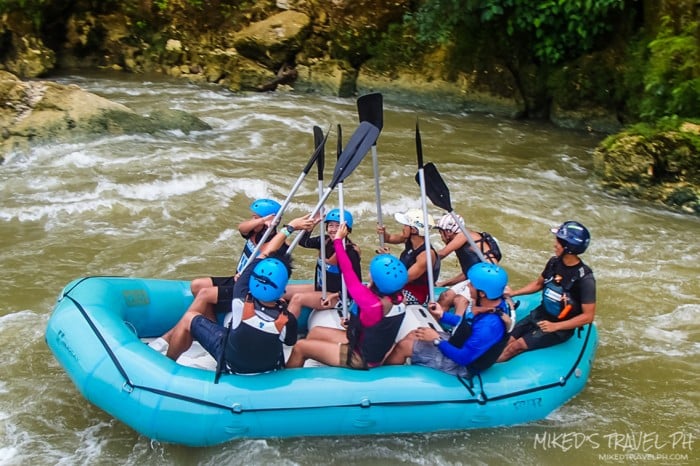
[593,120,700,214]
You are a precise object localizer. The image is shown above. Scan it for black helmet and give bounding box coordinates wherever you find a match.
[551,221,591,255]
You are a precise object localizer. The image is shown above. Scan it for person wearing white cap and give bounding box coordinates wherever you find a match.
[376,208,439,306]
[434,213,502,316]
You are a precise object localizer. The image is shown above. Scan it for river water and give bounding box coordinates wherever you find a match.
[1,73,698,465]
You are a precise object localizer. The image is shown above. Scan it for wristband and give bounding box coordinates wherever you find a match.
[282,224,294,237]
[433,338,441,347]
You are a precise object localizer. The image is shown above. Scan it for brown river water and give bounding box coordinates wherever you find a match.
[0,72,698,465]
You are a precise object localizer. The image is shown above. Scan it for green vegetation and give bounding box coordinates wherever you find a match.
[639,18,700,120]
[407,0,624,65]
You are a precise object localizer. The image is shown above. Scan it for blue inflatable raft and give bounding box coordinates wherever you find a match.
[45,276,598,446]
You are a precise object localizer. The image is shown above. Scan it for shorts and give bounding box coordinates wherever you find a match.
[211,277,235,314]
[410,331,469,377]
[190,315,226,367]
[211,276,235,287]
[510,307,574,350]
[338,343,369,369]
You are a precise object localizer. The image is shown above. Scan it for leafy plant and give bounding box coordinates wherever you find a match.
[408,0,625,65]
[640,18,700,120]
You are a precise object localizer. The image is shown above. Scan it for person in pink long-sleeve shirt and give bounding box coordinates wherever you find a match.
[286,223,408,369]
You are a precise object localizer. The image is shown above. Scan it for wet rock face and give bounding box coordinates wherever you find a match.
[0,12,56,78]
[0,71,210,160]
[593,125,700,214]
[233,10,311,69]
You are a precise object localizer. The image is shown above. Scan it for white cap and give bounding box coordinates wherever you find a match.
[394,209,435,236]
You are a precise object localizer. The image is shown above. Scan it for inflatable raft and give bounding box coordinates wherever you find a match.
[45,276,598,446]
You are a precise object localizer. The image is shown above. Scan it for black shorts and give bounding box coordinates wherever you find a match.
[211,276,235,314]
[511,307,574,350]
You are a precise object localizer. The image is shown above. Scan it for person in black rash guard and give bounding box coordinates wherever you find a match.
[498,221,596,362]
[164,214,317,373]
[284,208,362,318]
[434,213,502,316]
[377,208,439,306]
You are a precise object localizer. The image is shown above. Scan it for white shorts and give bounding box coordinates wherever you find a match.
[449,280,472,299]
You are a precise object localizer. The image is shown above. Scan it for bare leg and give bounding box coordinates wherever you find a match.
[437,289,455,311]
[305,326,347,343]
[385,332,417,365]
[287,290,338,318]
[287,339,344,368]
[497,337,528,362]
[190,277,214,296]
[165,311,198,360]
[165,288,219,359]
[453,295,471,317]
[282,283,314,302]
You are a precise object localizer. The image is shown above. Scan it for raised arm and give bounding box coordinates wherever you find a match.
[239,214,274,237]
[334,225,384,327]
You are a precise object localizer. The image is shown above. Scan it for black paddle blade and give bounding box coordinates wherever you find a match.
[416,162,453,212]
[313,125,325,181]
[302,127,330,174]
[357,93,383,144]
[336,123,342,160]
[330,121,379,188]
[415,119,424,168]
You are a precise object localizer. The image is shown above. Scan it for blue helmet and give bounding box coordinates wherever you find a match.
[250,198,281,217]
[369,254,408,295]
[467,262,508,300]
[325,208,354,230]
[551,221,590,255]
[249,258,289,302]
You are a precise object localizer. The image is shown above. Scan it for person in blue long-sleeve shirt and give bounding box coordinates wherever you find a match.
[386,263,510,376]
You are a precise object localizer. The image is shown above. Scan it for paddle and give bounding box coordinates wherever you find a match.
[417,161,487,262]
[336,123,349,317]
[357,93,385,248]
[314,125,328,300]
[238,127,330,274]
[287,121,379,253]
[415,120,436,303]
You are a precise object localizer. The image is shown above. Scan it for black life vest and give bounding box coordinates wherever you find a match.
[541,262,593,319]
[447,301,509,373]
[454,232,502,272]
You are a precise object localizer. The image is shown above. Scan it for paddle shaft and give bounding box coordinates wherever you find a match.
[451,211,487,263]
[371,145,384,248]
[337,181,349,317]
[315,126,328,300]
[417,167,436,303]
[336,124,349,317]
[415,120,435,303]
[238,170,306,274]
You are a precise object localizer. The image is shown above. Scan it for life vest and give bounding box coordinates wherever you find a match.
[399,242,440,304]
[542,263,592,319]
[346,301,406,367]
[314,239,362,293]
[454,232,502,272]
[224,297,289,374]
[235,228,276,273]
[447,301,509,373]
